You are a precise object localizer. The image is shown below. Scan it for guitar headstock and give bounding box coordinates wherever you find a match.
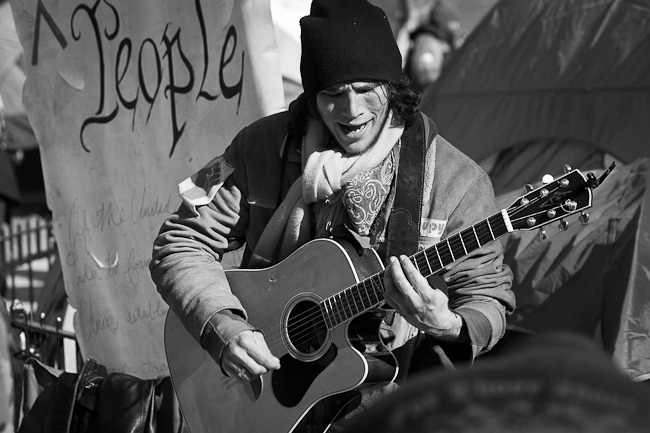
[506,163,614,237]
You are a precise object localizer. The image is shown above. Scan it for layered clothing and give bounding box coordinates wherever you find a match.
[150,109,515,427]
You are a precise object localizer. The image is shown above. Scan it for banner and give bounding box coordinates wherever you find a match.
[10,0,285,378]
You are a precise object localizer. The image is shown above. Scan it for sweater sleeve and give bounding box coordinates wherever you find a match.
[439,171,516,359]
[419,135,516,361]
[149,135,252,347]
[150,112,293,355]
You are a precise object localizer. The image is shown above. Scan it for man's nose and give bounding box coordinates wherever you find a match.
[342,91,362,118]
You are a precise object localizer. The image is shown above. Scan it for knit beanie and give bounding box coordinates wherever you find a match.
[300,0,402,97]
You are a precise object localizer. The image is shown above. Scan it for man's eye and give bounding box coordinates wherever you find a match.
[356,85,377,93]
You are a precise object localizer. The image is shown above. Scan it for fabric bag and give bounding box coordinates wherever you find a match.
[17,357,186,433]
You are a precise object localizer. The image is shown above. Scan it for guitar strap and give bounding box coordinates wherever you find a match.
[385,112,434,384]
[386,112,430,260]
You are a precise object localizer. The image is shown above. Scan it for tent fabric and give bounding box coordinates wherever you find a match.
[1,0,38,151]
[485,138,607,196]
[419,0,650,381]
[0,0,25,117]
[496,159,650,381]
[420,0,650,165]
[0,1,45,216]
[0,149,20,201]
[3,113,37,152]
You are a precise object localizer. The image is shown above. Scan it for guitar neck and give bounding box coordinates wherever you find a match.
[320,210,512,329]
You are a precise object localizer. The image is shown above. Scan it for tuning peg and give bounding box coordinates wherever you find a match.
[563,164,572,173]
[565,200,577,211]
[539,228,547,240]
[542,174,554,184]
[558,219,569,231]
[524,184,534,192]
[579,211,590,224]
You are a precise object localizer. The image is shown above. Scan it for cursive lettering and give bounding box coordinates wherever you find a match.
[125,300,168,325]
[30,0,245,156]
[131,188,172,224]
[78,299,120,343]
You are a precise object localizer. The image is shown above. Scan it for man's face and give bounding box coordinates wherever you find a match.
[315,81,390,155]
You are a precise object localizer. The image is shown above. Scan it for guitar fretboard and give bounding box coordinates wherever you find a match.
[320,211,511,329]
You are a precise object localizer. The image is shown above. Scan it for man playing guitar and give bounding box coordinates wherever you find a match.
[150,0,516,431]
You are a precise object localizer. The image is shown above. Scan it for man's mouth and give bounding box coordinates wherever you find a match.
[339,122,367,135]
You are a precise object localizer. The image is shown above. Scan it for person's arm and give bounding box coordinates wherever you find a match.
[440,171,516,359]
[150,174,248,343]
[150,136,282,378]
[384,163,515,362]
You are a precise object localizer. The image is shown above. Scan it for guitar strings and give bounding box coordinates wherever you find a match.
[259,221,510,354]
[265,188,564,352]
[261,272,386,354]
[269,201,560,354]
[265,213,522,351]
[262,213,533,353]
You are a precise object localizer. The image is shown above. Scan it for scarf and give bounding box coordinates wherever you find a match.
[249,111,404,268]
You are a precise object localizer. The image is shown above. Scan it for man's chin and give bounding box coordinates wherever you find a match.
[339,141,373,155]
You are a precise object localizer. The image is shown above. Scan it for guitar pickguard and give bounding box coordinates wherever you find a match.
[273,344,338,407]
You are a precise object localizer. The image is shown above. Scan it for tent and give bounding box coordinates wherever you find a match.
[0,0,45,220]
[420,0,650,381]
[421,0,650,190]
[0,0,23,209]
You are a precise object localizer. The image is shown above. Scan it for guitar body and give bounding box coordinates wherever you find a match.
[164,238,398,433]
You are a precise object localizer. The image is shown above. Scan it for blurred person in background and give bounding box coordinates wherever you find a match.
[403,0,462,92]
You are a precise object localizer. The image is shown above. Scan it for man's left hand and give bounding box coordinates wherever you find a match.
[384,255,463,341]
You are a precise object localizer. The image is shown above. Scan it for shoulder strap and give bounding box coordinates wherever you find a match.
[385,114,439,383]
[386,113,429,259]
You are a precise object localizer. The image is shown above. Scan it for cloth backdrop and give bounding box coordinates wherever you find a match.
[9,0,285,378]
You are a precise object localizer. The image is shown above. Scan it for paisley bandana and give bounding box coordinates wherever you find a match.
[251,111,403,266]
[342,150,395,235]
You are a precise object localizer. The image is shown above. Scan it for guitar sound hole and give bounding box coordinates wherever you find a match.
[287,300,328,357]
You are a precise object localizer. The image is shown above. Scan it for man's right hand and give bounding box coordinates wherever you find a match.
[220,330,281,380]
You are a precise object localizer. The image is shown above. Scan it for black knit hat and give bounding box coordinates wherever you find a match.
[300,0,402,97]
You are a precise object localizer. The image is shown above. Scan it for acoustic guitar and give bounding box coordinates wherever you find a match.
[164,164,613,433]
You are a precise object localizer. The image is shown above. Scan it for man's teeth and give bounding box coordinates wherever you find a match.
[343,124,364,133]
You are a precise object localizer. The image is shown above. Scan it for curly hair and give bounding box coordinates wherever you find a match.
[385,75,422,128]
[287,74,421,137]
